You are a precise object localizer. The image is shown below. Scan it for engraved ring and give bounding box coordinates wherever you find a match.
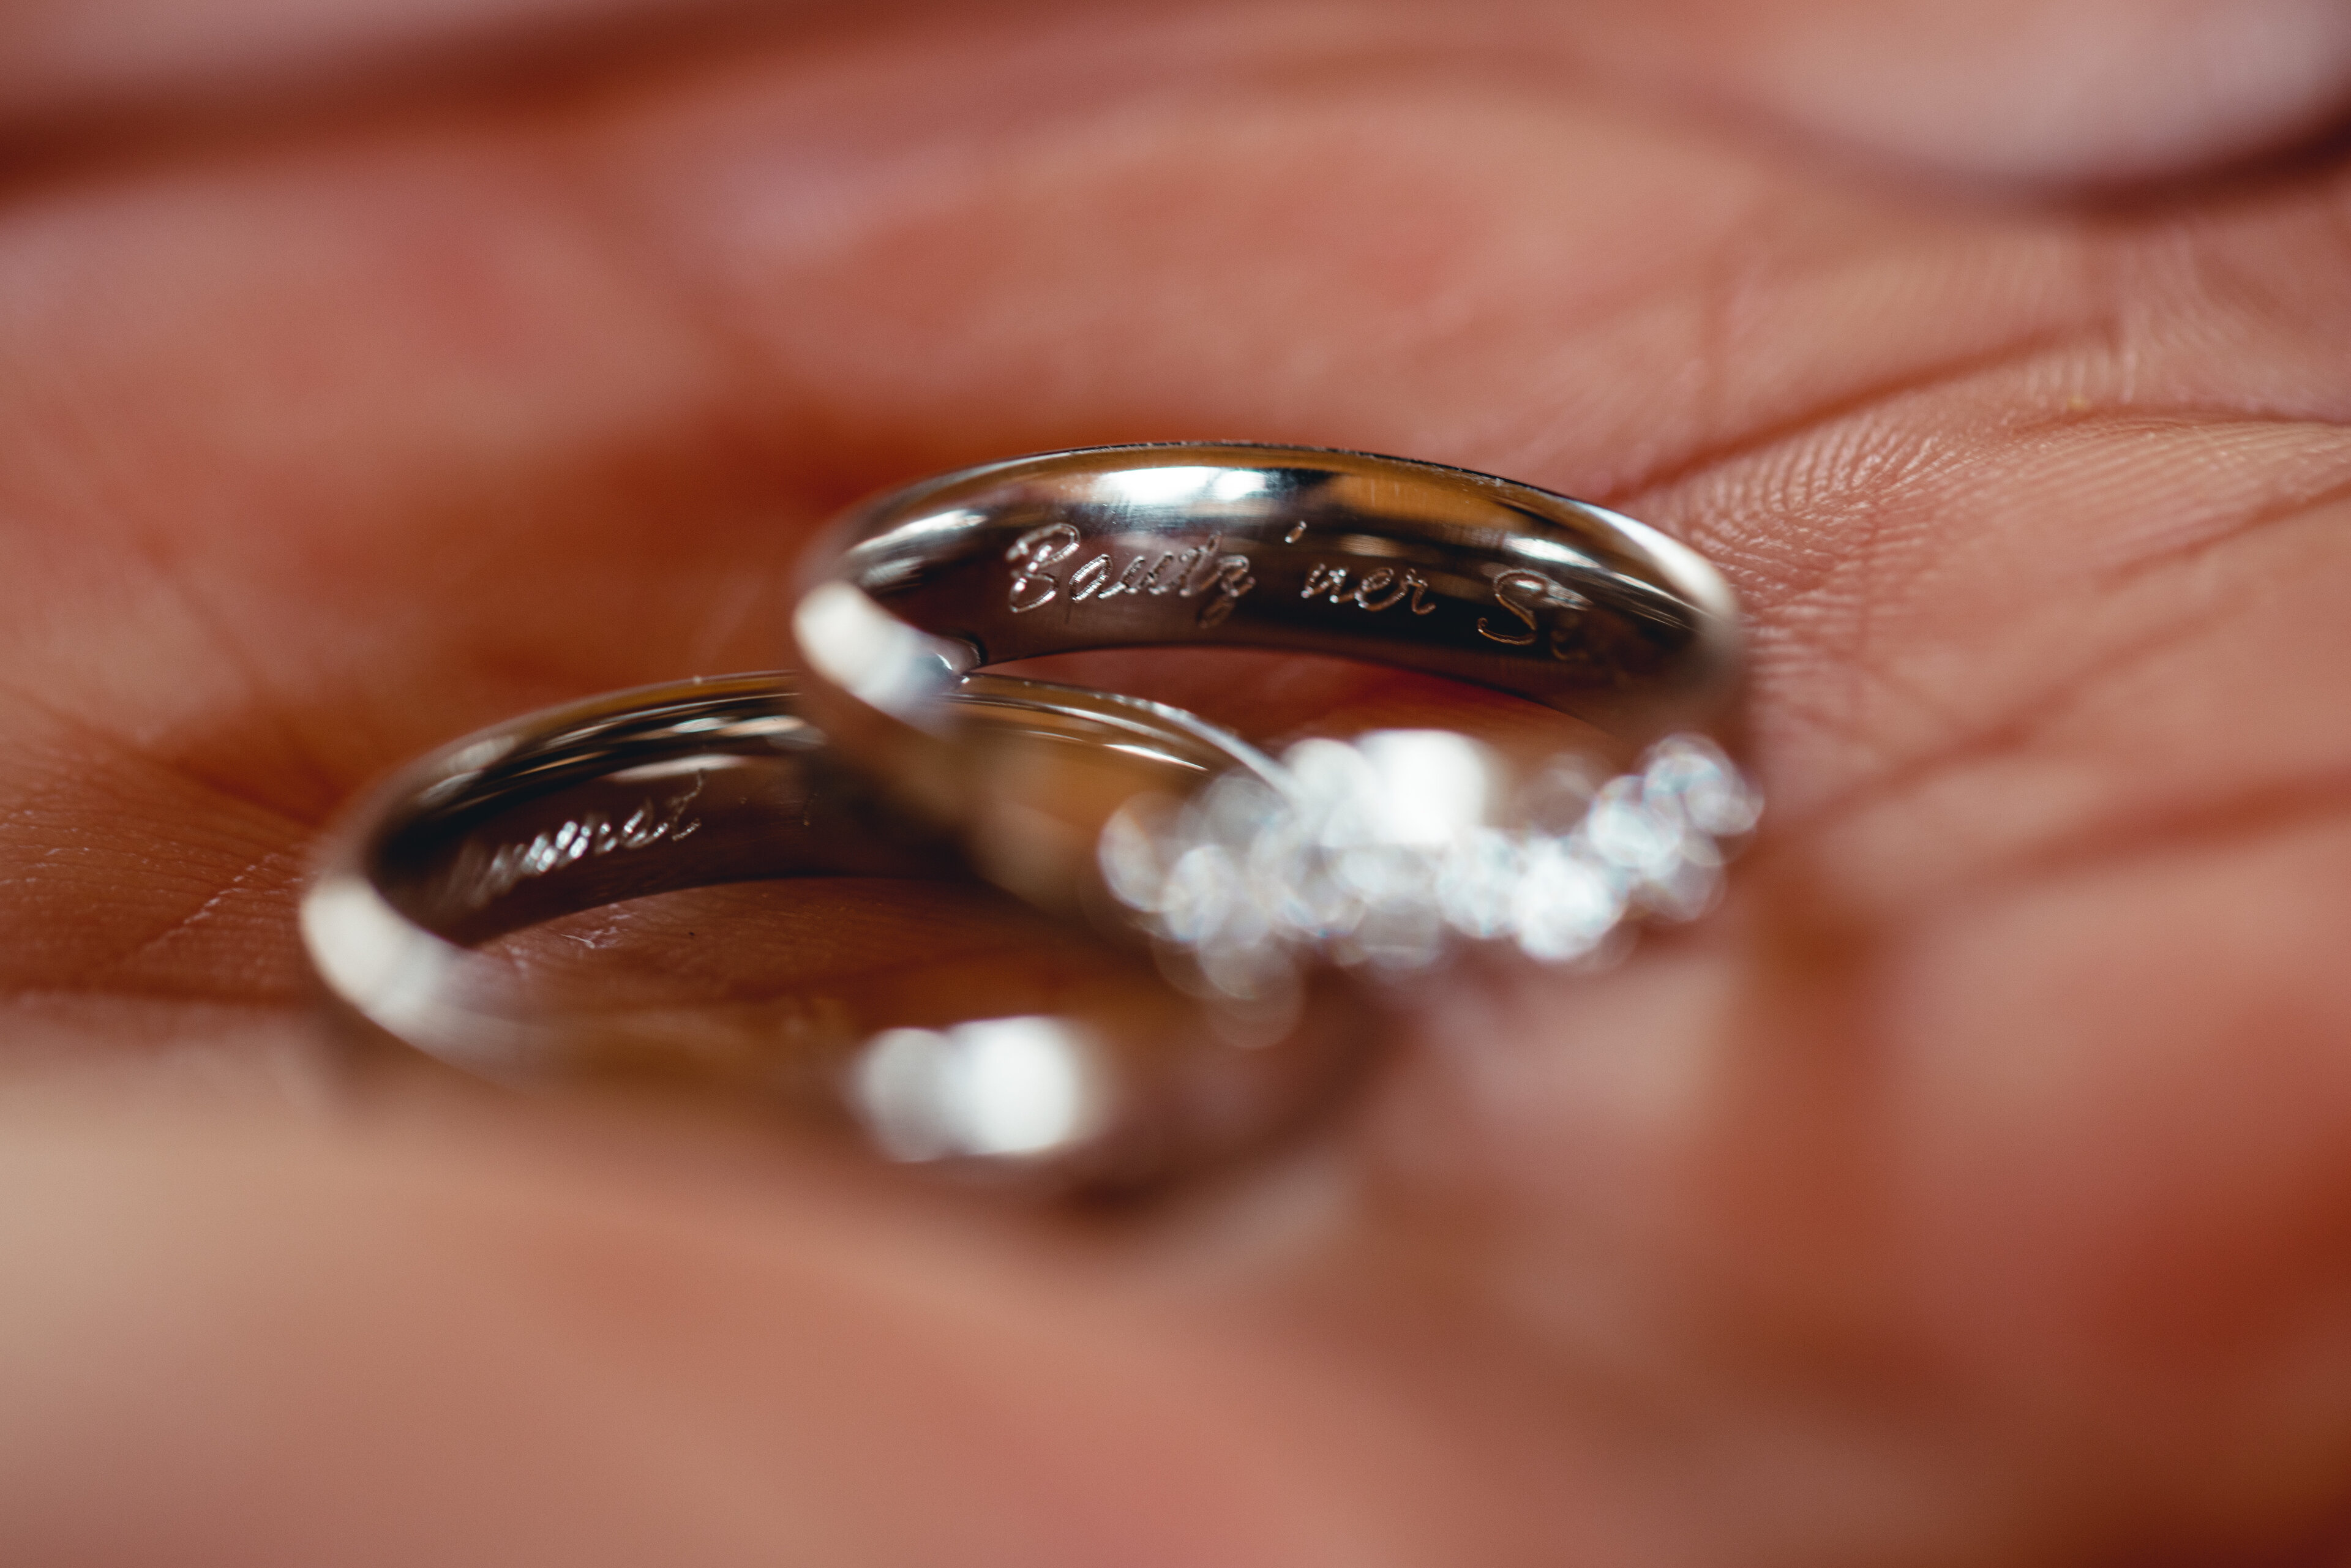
[299,672,1376,1193]
[790,443,1761,988]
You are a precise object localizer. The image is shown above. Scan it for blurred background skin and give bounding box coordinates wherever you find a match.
[0,0,2349,1562]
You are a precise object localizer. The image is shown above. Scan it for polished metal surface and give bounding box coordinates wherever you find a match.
[302,672,1371,1195]
[789,443,1753,943]
[795,443,1742,745]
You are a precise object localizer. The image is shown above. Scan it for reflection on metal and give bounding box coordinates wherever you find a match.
[1100,731,1761,991]
[793,582,969,718]
[849,1016,1109,1163]
[1092,465,1269,509]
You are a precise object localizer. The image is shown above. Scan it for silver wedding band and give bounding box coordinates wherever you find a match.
[790,444,1756,978]
[301,672,1373,1191]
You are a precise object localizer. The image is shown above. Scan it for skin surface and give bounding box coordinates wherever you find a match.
[1,2,2350,1563]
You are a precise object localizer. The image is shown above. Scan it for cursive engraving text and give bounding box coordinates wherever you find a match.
[1006,523,1081,613]
[1477,569,1591,658]
[449,777,704,910]
[1005,528,1256,627]
[1300,562,1435,615]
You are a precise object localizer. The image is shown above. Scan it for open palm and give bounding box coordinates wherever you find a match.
[4,2,2350,1562]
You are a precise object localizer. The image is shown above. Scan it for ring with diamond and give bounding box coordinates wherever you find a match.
[789,444,1760,988]
[299,672,1376,1194]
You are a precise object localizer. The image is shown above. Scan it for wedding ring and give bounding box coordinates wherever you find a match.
[790,444,1758,981]
[301,672,1374,1193]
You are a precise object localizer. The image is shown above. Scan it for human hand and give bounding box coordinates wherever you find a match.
[2,2,2349,1562]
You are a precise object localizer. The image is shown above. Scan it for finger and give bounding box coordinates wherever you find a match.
[8,0,2350,187]
[0,1097,1534,1568]
[1558,0,2351,184]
